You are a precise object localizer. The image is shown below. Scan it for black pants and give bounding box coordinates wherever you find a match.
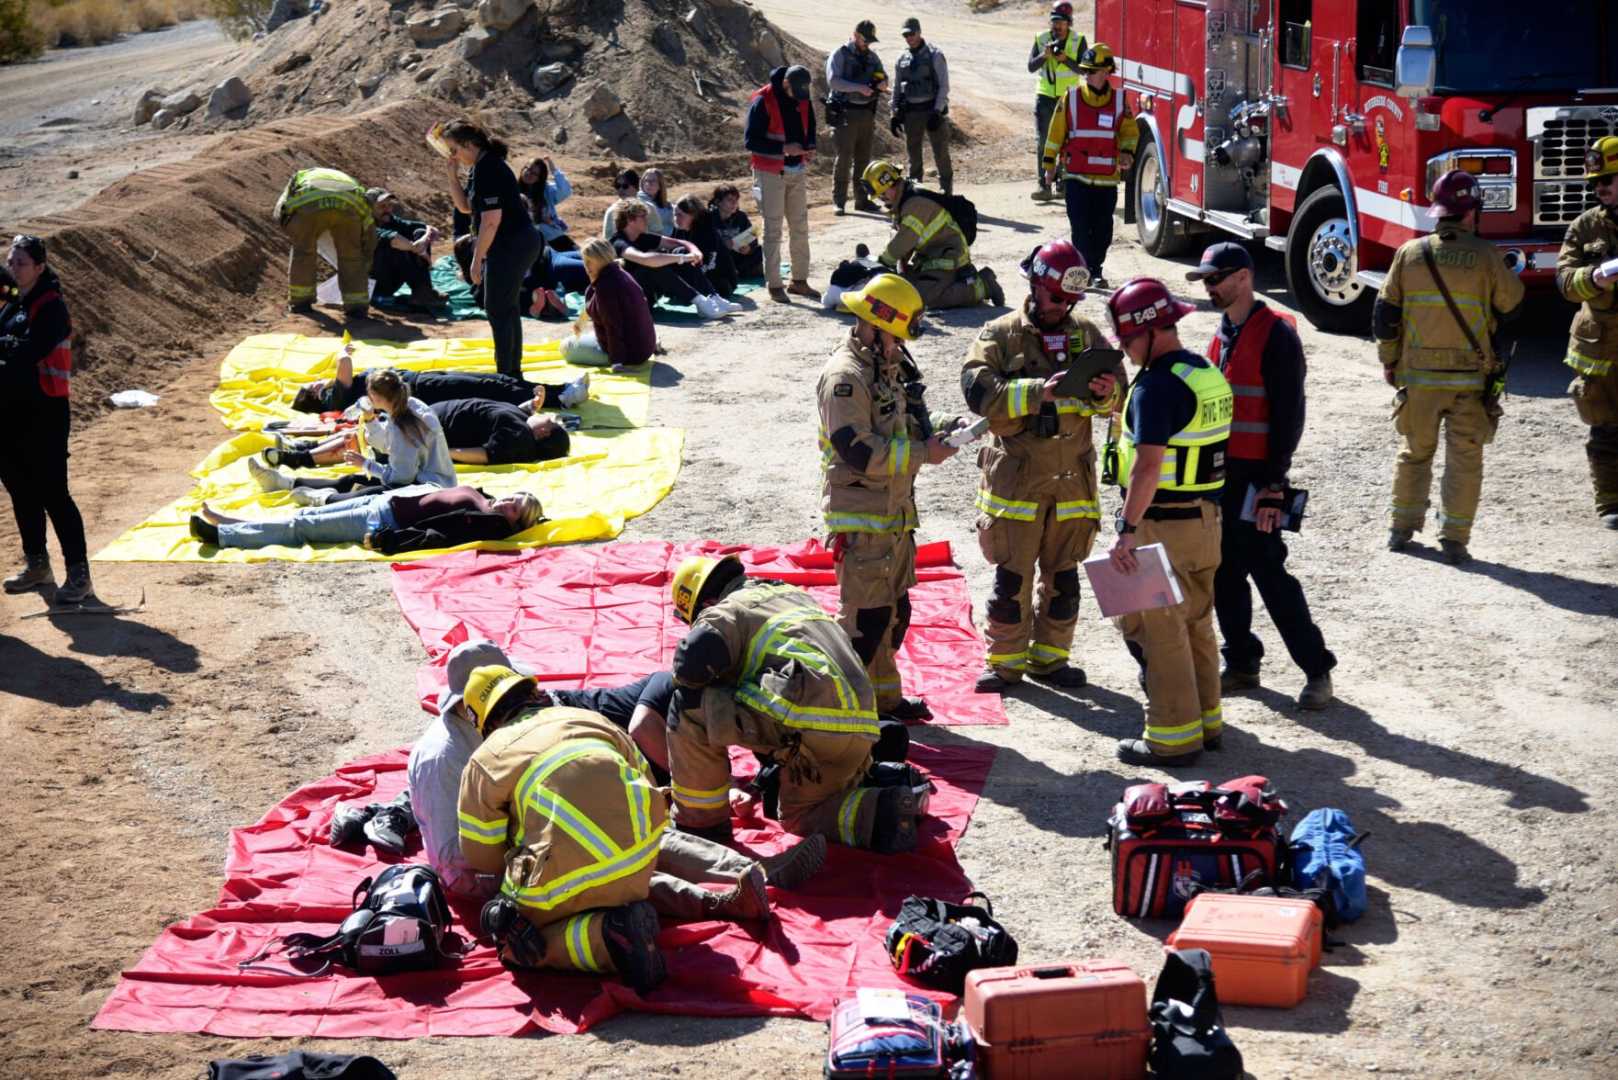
[294,474,385,504]
[1034,95,1058,185]
[1063,179,1118,279]
[1214,478,1335,679]
[626,261,713,309]
[0,396,87,565]
[371,245,435,300]
[484,225,544,379]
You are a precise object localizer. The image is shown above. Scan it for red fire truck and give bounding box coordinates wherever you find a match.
[1096,0,1618,331]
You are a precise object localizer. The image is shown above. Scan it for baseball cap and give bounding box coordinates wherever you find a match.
[437,638,533,717]
[1184,241,1255,282]
[901,17,921,35]
[855,19,878,42]
[786,65,813,100]
[364,187,392,206]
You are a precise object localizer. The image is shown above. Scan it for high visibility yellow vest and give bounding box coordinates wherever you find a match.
[1035,30,1085,99]
[1117,359,1233,494]
[274,167,372,225]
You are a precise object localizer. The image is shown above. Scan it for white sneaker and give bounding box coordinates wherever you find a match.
[290,487,333,507]
[559,372,590,408]
[693,295,725,321]
[247,455,295,492]
[714,296,744,314]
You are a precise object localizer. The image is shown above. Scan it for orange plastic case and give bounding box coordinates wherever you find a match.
[962,960,1151,1079]
[1165,894,1322,1007]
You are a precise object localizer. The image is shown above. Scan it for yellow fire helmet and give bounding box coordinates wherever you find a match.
[861,160,905,201]
[840,272,926,340]
[671,554,743,624]
[462,664,535,736]
[1078,43,1116,72]
[1587,136,1618,181]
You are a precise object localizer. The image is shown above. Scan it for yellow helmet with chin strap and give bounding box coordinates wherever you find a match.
[861,160,905,201]
[671,554,744,624]
[840,273,926,340]
[462,664,536,736]
[1587,136,1618,181]
[1078,42,1116,72]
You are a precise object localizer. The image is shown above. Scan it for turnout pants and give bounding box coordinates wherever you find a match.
[1063,179,1119,280]
[1034,95,1058,187]
[755,167,810,288]
[0,397,86,566]
[901,109,953,194]
[835,530,919,711]
[1116,502,1223,758]
[1390,387,1493,543]
[977,499,1098,680]
[647,830,761,921]
[832,108,878,207]
[1570,371,1618,515]
[285,205,369,309]
[905,268,984,310]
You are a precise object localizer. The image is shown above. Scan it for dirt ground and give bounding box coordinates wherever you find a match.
[3,3,1617,1078]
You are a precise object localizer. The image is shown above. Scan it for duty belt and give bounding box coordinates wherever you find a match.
[1142,501,1212,521]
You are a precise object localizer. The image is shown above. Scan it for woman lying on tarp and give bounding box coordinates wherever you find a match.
[288,345,589,416]
[187,486,544,554]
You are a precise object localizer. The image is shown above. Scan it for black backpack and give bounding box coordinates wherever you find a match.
[911,187,979,246]
[1149,949,1244,1079]
[239,864,460,978]
[884,892,1018,993]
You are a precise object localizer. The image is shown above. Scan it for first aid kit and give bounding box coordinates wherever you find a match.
[962,960,1151,1080]
[1165,893,1322,1008]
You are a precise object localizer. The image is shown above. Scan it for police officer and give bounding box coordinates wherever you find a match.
[1042,43,1137,290]
[1105,278,1233,767]
[1557,136,1618,530]
[1373,169,1524,564]
[273,166,376,318]
[861,161,1003,310]
[827,20,889,215]
[1028,2,1085,202]
[818,273,958,721]
[961,240,1121,692]
[890,17,952,195]
[664,555,926,852]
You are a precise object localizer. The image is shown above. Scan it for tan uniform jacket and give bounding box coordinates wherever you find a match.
[818,334,928,534]
[961,308,1121,523]
[880,192,972,274]
[1377,222,1524,389]
[1556,205,1618,377]
[458,707,666,915]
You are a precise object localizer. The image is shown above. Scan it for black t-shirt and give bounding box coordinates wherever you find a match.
[431,398,569,464]
[611,229,665,259]
[317,370,539,413]
[551,672,675,731]
[466,152,531,245]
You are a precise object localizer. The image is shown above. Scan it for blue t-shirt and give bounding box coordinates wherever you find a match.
[1126,350,1206,447]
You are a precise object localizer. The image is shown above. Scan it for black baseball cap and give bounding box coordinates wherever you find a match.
[855,19,878,42]
[1185,241,1255,282]
[785,65,813,99]
[901,17,921,34]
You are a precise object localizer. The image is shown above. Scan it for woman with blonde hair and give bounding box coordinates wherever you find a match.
[561,237,658,370]
[637,167,675,233]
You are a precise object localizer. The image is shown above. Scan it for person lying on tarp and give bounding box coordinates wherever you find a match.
[186,485,543,554]
[289,343,590,416]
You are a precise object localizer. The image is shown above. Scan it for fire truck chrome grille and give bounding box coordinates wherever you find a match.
[1532,110,1618,225]
[1534,181,1600,227]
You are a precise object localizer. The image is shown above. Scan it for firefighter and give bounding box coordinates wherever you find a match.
[1028,2,1086,203]
[1373,169,1524,564]
[827,20,888,215]
[961,239,1122,692]
[665,554,926,853]
[861,160,1004,310]
[1557,136,1618,530]
[1105,277,1232,767]
[273,166,377,318]
[456,665,667,992]
[819,272,959,718]
[890,17,952,195]
[1042,43,1137,290]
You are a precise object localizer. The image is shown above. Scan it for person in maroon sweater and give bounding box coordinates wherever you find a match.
[563,238,658,370]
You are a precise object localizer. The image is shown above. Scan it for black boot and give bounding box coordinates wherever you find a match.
[602,900,666,993]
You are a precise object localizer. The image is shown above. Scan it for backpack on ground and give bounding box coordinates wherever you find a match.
[911,187,979,246]
[824,990,975,1079]
[1149,948,1244,1079]
[884,892,1018,993]
[1289,807,1369,926]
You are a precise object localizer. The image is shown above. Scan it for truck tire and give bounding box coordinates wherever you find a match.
[1285,185,1374,334]
[1133,139,1191,257]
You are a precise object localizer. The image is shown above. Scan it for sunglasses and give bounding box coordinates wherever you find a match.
[1200,269,1238,287]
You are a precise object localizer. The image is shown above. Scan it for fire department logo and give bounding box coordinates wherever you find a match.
[1375,116,1389,173]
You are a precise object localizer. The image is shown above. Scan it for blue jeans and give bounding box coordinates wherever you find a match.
[220,494,397,549]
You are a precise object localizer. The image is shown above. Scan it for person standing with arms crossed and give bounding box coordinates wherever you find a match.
[1028,3,1085,203]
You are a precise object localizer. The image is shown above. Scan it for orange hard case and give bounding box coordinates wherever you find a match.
[1165,893,1323,1007]
[962,960,1150,1080]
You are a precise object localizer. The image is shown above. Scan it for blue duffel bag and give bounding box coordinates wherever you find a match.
[1289,808,1368,924]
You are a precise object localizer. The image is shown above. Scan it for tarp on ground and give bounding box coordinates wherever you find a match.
[424,255,764,325]
[391,539,1009,727]
[90,736,995,1038]
[210,334,651,433]
[92,428,684,563]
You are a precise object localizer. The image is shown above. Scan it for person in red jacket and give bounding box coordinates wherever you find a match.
[745,65,821,304]
[1187,243,1335,710]
[0,235,91,603]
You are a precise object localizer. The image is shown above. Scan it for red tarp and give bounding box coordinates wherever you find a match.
[389,539,1007,728]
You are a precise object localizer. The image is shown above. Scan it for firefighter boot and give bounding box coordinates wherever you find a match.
[1028,664,1087,689]
[1116,739,1202,768]
[980,267,1005,307]
[705,863,770,921]
[869,775,930,854]
[1439,539,1471,565]
[758,833,828,891]
[881,697,932,724]
[3,552,52,594]
[1387,527,1414,552]
[602,900,666,994]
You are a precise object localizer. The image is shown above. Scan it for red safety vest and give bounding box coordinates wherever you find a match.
[750,84,812,175]
[1061,87,1124,177]
[1207,305,1295,461]
[26,289,72,399]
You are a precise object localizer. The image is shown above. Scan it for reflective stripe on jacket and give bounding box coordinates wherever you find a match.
[1208,305,1294,462]
[881,191,971,274]
[1378,223,1523,388]
[274,167,372,226]
[749,84,813,174]
[818,333,926,534]
[1556,206,1618,377]
[1033,30,1083,98]
[25,288,71,398]
[1118,361,1234,494]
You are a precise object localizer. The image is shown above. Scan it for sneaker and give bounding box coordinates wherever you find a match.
[881,697,932,723]
[1298,672,1334,711]
[247,455,295,492]
[290,487,333,507]
[1116,738,1201,767]
[1220,667,1261,694]
[714,295,744,314]
[1387,527,1414,552]
[559,372,591,408]
[602,900,666,994]
[3,553,52,594]
[1439,539,1471,565]
[759,833,828,891]
[980,267,1005,307]
[189,515,221,546]
[1027,664,1087,689]
[768,286,791,304]
[363,789,418,854]
[693,294,726,321]
[870,784,921,854]
[329,801,378,847]
[708,863,770,921]
[788,280,822,301]
[56,563,94,604]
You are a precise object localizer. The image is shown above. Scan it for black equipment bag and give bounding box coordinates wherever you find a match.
[911,186,979,245]
[1149,949,1244,1079]
[885,892,1018,993]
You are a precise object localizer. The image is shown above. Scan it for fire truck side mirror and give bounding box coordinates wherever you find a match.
[1394,25,1436,100]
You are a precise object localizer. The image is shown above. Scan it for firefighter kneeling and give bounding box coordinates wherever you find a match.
[665,554,927,854]
[861,160,1003,310]
[962,240,1122,691]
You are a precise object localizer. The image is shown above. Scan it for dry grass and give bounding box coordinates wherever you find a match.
[30,0,213,49]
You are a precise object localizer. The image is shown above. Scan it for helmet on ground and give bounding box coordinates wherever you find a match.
[1106,277,1197,341]
[840,273,926,340]
[861,160,905,201]
[1587,136,1618,181]
[463,664,536,736]
[672,554,744,624]
[1020,239,1090,303]
[1049,2,1074,21]
[1078,43,1116,72]
[1429,169,1481,216]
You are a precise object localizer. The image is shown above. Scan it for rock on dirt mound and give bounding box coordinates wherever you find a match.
[231,0,828,160]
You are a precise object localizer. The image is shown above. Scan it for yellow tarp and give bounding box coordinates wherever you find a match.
[93,428,685,564]
[210,334,650,432]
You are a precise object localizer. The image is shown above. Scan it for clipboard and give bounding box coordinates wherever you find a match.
[1052,348,1125,399]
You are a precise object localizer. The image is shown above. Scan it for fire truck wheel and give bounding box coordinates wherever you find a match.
[1133,139,1191,257]
[1285,185,1374,334]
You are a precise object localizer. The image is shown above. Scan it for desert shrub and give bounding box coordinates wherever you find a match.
[0,0,42,62]
[208,0,271,40]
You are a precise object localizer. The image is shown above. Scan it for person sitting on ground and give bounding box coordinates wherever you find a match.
[861,159,1003,310]
[365,188,447,310]
[601,168,640,238]
[290,343,589,416]
[637,167,676,234]
[563,238,659,371]
[517,155,576,252]
[519,238,590,321]
[609,199,740,320]
[709,183,764,280]
[673,194,740,299]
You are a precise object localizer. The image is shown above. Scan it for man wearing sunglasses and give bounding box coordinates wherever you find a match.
[1556,136,1618,531]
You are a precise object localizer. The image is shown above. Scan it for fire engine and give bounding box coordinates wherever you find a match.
[1095,0,1618,331]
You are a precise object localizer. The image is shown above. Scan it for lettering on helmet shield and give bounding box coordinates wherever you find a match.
[834,383,854,397]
